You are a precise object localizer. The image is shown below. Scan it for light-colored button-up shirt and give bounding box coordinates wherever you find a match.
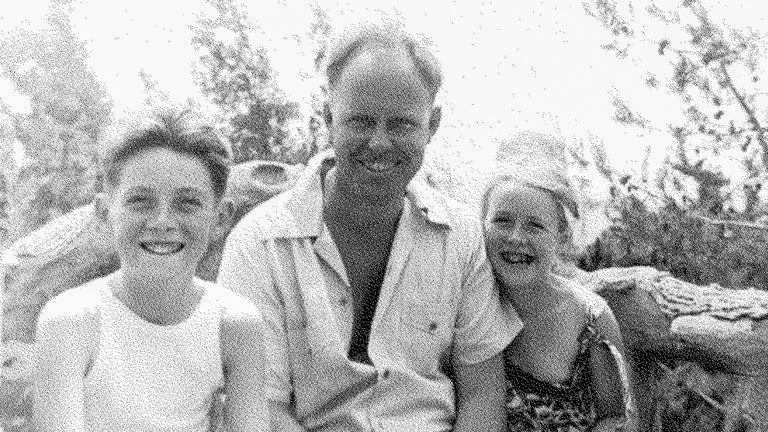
[218,151,522,431]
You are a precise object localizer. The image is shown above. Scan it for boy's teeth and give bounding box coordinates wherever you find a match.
[142,242,183,255]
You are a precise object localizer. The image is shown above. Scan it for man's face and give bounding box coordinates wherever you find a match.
[326,47,440,202]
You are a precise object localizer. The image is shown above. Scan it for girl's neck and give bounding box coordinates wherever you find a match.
[113,269,200,325]
[502,272,568,321]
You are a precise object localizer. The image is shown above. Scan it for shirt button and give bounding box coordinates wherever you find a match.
[381,369,390,379]
[339,297,348,307]
[428,321,438,332]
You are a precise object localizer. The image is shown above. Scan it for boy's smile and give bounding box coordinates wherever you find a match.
[102,147,222,281]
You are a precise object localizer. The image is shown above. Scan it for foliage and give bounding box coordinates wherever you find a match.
[578,0,768,290]
[191,0,319,165]
[0,7,112,245]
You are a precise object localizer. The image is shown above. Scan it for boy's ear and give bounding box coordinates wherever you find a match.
[428,105,442,136]
[213,198,234,242]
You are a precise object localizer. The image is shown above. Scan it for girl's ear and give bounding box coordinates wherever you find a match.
[428,105,442,136]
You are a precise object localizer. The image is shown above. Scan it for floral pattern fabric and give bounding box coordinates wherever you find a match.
[504,312,632,432]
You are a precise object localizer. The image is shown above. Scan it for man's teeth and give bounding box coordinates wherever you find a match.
[361,160,398,172]
[501,252,533,264]
[141,242,183,255]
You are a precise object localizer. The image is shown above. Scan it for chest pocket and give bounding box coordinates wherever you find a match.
[399,300,450,376]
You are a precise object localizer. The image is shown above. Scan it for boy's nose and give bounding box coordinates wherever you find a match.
[148,204,176,230]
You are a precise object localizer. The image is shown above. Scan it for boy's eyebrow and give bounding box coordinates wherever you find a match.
[176,187,206,195]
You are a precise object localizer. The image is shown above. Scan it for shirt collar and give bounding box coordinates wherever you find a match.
[279,149,452,238]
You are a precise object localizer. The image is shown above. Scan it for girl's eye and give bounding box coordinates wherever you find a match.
[126,196,150,206]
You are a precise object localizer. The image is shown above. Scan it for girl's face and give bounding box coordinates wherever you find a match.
[483,182,562,289]
[100,147,224,282]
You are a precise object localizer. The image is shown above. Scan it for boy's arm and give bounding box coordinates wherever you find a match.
[33,302,91,432]
[217,235,304,430]
[220,303,269,431]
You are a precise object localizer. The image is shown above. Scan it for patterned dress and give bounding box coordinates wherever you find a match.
[504,311,633,432]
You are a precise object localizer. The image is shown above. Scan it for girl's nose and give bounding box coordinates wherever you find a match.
[506,223,524,243]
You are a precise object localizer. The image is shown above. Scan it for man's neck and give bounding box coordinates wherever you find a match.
[323,168,405,233]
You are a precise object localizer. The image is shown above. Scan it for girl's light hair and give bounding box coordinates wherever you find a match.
[482,131,581,262]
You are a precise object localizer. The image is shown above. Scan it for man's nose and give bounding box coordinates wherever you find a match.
[367,124,392,152]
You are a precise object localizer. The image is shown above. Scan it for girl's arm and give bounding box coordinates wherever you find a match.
[589,307,636,432]
[33,300,93,432]
[220,303,269,432]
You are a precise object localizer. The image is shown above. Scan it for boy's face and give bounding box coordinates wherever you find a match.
[101,147,223,281]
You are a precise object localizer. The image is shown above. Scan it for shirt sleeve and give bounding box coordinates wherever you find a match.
[452,229,523,366]
[217,232,293,404]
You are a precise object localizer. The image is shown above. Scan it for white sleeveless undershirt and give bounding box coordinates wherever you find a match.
[83,279,225,432]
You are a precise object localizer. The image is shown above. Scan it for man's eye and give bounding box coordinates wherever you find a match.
[389,119,418,135]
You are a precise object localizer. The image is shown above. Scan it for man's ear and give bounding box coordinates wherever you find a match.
[323,102,333,128]
[428,106,442,136]
[94,193,110,223]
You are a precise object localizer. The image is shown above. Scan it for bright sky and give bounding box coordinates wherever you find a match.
[2,0,767,230]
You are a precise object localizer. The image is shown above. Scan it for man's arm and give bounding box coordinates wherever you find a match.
[270,401,308,432]
[452,353,506,432]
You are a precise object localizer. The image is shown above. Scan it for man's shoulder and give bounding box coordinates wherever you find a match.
[410,178,482,233]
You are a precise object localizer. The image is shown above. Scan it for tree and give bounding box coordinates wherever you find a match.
[191,0,313,164]
[0,6,112,244]
[576,0,768,292]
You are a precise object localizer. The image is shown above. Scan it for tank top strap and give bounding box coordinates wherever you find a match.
[575,300,636,429]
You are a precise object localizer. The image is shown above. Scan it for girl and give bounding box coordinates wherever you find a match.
[482,159,634,431]
[33,110,268,431]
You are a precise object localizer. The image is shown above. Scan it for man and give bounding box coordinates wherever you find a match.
[217,21,522,431]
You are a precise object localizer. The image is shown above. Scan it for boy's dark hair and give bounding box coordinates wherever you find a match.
[101,109,231,200]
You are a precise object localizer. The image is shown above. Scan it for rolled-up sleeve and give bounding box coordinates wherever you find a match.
[217,234,292,404]
[452,231,523,366]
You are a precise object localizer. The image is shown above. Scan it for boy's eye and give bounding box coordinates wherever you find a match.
[178,197,203,212]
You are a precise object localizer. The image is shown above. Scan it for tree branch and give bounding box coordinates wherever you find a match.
[719,64,768,169]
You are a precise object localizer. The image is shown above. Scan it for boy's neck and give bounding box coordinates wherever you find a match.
[113,269,201,325]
